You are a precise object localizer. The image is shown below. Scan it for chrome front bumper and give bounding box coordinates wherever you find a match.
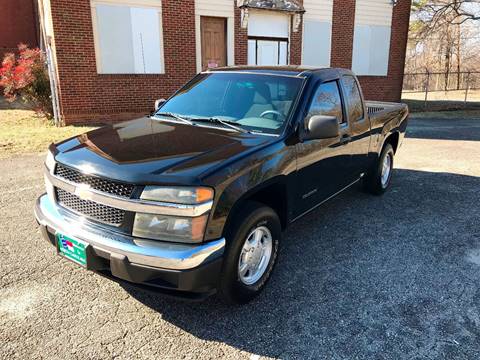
[34,194,225,271]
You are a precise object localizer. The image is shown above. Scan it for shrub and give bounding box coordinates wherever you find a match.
[0,44,53,118]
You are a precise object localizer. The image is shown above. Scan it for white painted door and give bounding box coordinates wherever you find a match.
[248,39,288,65]
[247,10,289,66]
[257,40,278,65]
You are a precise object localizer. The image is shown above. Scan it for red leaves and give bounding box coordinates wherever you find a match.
[0,44,52,118]
[0,44,46,102]
[0,53,16,99]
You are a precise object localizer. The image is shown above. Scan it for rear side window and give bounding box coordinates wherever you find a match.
[307,81,344,123]
[343,76,364,122]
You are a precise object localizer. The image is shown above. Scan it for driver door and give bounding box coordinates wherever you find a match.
[295,80,354,216]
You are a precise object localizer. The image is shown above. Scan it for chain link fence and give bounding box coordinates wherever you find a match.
[402,71,480,111]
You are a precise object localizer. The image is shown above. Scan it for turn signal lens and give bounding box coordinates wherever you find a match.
[195,188,214,203]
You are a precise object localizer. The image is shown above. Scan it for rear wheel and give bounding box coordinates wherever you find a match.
[363,143,394,195]
[218,201,281,304]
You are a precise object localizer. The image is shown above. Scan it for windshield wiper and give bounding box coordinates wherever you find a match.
[155,112,193,125]
[190,117,249,133]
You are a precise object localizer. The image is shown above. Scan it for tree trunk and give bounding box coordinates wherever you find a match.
[456,24,461,90]
[444,25,451,91]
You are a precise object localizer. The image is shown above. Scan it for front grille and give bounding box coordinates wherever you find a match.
[55,164,134,198]
[56,188,126,226]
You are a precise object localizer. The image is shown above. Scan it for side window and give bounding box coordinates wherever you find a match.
[307,81,344,124]
[343,76,364,122]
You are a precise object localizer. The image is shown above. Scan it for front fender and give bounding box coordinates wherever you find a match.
[203,141,296,241]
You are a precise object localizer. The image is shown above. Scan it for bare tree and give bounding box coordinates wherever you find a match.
[405,0,480,90]
[409,1,480,64]
[413,0,480,34]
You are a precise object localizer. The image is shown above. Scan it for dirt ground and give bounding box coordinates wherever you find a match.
[402,90,480,112]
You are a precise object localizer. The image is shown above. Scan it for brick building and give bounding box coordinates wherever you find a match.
[39,0,411,125]
[0,0,39,60]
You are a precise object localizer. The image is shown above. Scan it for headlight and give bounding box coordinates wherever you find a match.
[141,186,213,204]
[132,213,208,243]
[45,150,56,172]
[135,186,213,242]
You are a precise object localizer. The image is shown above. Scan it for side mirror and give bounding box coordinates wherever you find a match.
[303,115,339,140]
[154,98,166,111]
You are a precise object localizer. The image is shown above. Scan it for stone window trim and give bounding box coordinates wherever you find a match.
[237,0,305,32]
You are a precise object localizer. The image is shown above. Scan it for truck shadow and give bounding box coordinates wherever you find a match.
[121,169,480,358]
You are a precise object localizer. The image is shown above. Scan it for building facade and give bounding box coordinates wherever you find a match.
[40,0,411,125]
[0,0,39,60]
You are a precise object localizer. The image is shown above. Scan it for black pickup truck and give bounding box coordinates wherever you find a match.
[35,66,408,304]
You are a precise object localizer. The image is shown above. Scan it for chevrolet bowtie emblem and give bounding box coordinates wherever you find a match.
[74,185,94,201]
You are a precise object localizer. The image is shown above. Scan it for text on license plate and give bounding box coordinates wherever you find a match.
[56,233,87,267]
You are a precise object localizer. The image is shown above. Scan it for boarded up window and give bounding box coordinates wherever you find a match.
[93,1,164,74]
[302,0,333,67]
[352,0,393,76]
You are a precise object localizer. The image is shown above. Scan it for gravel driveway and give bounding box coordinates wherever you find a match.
[1,114,479,359]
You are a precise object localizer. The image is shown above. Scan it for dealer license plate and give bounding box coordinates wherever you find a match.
[56,233,87,267]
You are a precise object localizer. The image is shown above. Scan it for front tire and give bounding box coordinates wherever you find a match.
[363,143,394,195]
[218,201,281,304]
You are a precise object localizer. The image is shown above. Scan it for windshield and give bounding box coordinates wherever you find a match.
[155,72,303,135]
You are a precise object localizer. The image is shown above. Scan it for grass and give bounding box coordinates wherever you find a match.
[0,110,96,158]
[402,89,480,102]
[409,109,480,119]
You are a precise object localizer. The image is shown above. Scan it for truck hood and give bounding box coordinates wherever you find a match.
[54,117,274,184]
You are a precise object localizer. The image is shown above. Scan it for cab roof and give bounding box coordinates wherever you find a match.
[208,65,354,78]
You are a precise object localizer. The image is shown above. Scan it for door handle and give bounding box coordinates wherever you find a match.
[339,135,352,145]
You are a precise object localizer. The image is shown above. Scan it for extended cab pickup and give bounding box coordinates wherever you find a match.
[35,66,408,304]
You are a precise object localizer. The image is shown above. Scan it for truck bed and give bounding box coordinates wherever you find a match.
[366,101,406,116]
[366,100,408,131]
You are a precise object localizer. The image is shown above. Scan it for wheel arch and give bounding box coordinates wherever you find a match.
[380,131,400,155]
[221,176,289,239]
